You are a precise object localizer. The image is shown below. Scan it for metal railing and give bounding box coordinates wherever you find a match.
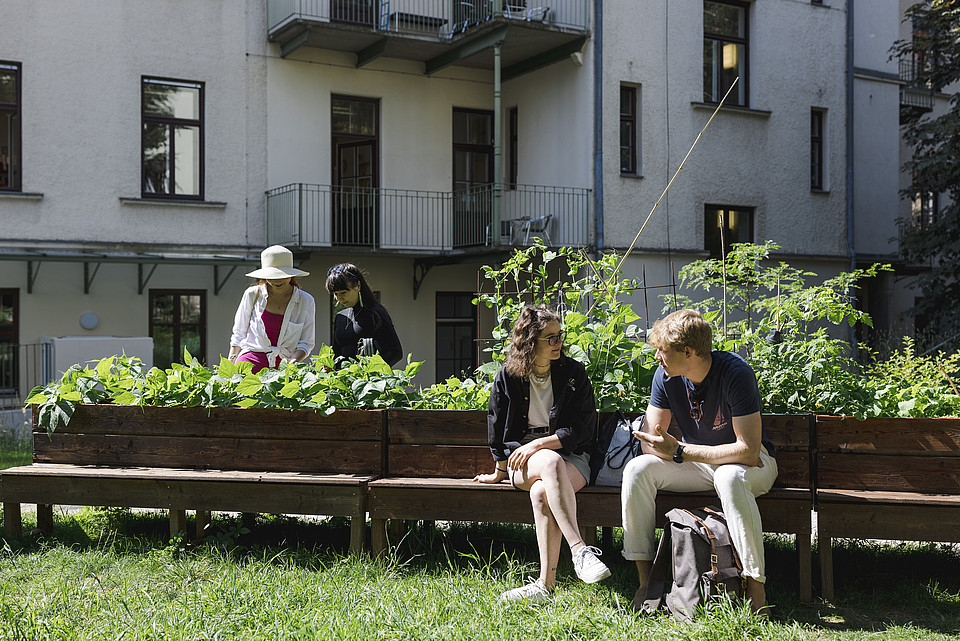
[267,0,590,36]
[266,182,592,251]
[0,343,53,408]
[899,57,935,112]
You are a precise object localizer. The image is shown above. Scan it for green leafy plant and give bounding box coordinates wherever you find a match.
[864,337,960,418]
[414,377,492,410]
[475,240,656,412]
[27,346,423,433]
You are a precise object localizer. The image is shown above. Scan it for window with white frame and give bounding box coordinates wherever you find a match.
[703,1,747,107]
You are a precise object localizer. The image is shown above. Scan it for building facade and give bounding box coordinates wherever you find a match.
[0,0,942,403]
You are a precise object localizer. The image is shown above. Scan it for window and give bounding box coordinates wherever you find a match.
[332,95,379,247]
[911,190,938,229]
[0,62,21,191]
[0,289,18,398]
[149,290,206,370]
[453,108,493,247]
[703,1,747,106]
[142,77,204,199]
[435,292,476,382]
[508,107,518,189]
[704,205,753,257]
[811,108,825,191]
[620,85,639,175]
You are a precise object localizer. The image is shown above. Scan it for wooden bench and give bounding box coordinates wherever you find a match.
[815,415,960,600]
[368,409,814,600]
[0,404,384,555]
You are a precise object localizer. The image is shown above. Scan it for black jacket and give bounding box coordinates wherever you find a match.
[332,302,403,367]
[487,353,598,462]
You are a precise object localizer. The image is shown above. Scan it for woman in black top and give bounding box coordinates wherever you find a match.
[325,263,403,367]
[475,304,610,602]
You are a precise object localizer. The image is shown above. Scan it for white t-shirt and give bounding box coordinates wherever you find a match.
[528,373,554,429]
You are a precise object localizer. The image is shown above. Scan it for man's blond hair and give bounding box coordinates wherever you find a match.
[647,309,712,357]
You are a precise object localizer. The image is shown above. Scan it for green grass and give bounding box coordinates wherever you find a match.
[0,509,958,640]
[0,433,30,470]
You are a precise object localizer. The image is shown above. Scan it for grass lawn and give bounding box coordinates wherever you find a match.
[0,508,957,640]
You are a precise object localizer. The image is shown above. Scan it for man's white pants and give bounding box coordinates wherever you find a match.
[620,449,778,582]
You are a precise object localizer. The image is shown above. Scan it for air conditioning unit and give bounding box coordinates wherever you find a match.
[41,336,154,378]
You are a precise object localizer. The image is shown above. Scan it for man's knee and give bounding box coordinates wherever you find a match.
[622,453,661,487]
[712,463,748,495]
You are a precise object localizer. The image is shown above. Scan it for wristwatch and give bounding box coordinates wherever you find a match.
[673,443,685,464]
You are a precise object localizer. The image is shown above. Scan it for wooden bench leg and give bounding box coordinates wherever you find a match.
[195,510,211,539]
[3,502,22,537]
[388,519,405,542]
[349,516,365,556]
[170,509,187,537]
[371,518,388,557]
[580,525,597,547]
[820,533,834,601]
[797,532,812,602]
[601,526,613,550]
[36,504,53,535]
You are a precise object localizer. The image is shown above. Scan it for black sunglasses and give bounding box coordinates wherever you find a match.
[688,387,702,422]
[538,331,565,346]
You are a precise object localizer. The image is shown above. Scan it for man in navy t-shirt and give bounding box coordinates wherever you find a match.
[621,309,778,614]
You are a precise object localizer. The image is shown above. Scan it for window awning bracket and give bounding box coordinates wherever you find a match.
[84,262,102,294]
[138,263,158,295]
[214,265,237,296]
[27,260,41,294]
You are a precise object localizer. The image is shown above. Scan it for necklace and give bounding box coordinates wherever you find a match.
[530,369,551,389]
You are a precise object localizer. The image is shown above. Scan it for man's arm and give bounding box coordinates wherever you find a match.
[635,409,763,466]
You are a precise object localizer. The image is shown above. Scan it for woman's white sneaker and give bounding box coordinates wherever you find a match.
[500,578,553,603]
[572,546,612,583]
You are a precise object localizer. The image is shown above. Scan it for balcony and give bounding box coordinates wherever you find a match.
[266,0,589,78]
[266,182,591,254]
[899,58,934,123]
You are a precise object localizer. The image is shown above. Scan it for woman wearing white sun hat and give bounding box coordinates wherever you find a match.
[228,245,316,372]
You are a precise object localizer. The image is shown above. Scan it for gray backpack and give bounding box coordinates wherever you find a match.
[640,506,744,621]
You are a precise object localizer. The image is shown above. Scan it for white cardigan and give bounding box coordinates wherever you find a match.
[230,284,316,368]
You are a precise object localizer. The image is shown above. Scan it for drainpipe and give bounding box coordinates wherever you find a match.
[493,40,502,245]
[846,0,857,349]
[593,0,604,251]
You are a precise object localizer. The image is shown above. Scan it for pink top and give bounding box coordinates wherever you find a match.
[235,310,284,373]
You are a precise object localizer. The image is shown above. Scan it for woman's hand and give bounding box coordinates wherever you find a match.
[473,468,507,484]
[507,439,544,471]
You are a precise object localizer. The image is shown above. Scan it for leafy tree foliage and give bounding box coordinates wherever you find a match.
[891,0,960,346]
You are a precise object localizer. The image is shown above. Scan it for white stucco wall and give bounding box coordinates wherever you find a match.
[0,0,264,247]
[601,0,848,260]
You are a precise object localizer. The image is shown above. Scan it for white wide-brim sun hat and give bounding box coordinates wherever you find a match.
[245,245,310,279]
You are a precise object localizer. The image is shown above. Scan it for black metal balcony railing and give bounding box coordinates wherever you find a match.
[899,58,935,113]
[0,342,53,407]
[267,0,590,36]
[266,183,592,252]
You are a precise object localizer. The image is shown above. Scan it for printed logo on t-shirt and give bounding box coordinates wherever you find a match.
[711,408,729,432]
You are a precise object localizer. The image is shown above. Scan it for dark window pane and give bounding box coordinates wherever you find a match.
[332,98,376,135]
[153,326,174,370]
[0,69,15,104]
[143,122,170,194]
[152,294,174,324]
[704,1,743,36]
[704,205,754,257]
[180,327,201,360]
[180,295,201,324]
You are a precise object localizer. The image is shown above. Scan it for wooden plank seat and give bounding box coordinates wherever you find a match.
[368,409,813,601]
[815,415,960,600]
[0,405,384,554]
